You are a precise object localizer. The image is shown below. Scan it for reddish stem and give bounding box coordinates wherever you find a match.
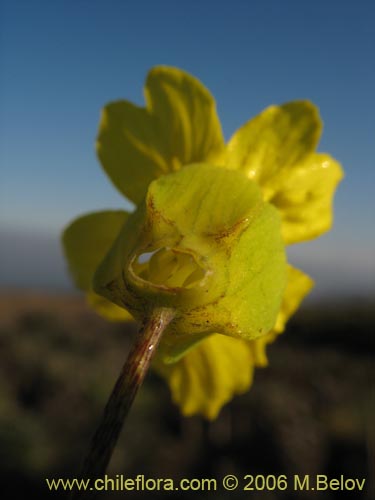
[73,307,175,497]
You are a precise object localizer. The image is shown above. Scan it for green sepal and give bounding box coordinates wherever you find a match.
[94,164,287,360]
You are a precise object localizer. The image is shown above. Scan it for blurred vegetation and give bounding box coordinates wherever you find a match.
[0,292,373,499]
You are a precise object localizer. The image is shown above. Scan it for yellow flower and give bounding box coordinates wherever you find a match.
[63,66,343,419]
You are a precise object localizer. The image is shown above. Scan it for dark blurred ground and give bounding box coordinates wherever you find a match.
[0,292,373,499]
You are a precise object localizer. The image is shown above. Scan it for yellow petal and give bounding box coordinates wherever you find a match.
[87,291,133,322]
[80,263,312,419]
[154,334,255,420]
[97,102,169,205]
[97,66,225,204]
[145,67,225,167]
[226,101,321,185]
[155,265,312,420]
[266,153,344,244]
[253,264,314,367]
[62,210,133,321]
[273,264,314,333]
[62,210,129,290]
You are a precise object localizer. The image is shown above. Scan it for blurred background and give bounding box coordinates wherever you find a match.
[0,1,374,498]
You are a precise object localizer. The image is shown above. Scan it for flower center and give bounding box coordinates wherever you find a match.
[132,247,206,289]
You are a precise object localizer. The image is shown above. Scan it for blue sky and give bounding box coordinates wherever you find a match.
[1,0,374,298]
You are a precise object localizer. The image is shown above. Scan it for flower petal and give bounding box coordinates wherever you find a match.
[253,264,314,366]
[62,210,129,290]
[145,67,225,167]
[87,291,132,322]
[226,101,321,185]
[155,264,313,419]
[154,333,255,420]
[265,153,344,244]
[273,264,314,333]
[97,102,170,205]
[97,66,225,204]
[62,210,133,321]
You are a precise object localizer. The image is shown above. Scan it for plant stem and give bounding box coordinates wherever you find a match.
[74,307,175,495]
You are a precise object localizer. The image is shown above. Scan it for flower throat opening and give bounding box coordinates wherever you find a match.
[132,247,206,289]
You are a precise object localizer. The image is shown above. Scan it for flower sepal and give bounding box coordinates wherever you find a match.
[94,163,287,360]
